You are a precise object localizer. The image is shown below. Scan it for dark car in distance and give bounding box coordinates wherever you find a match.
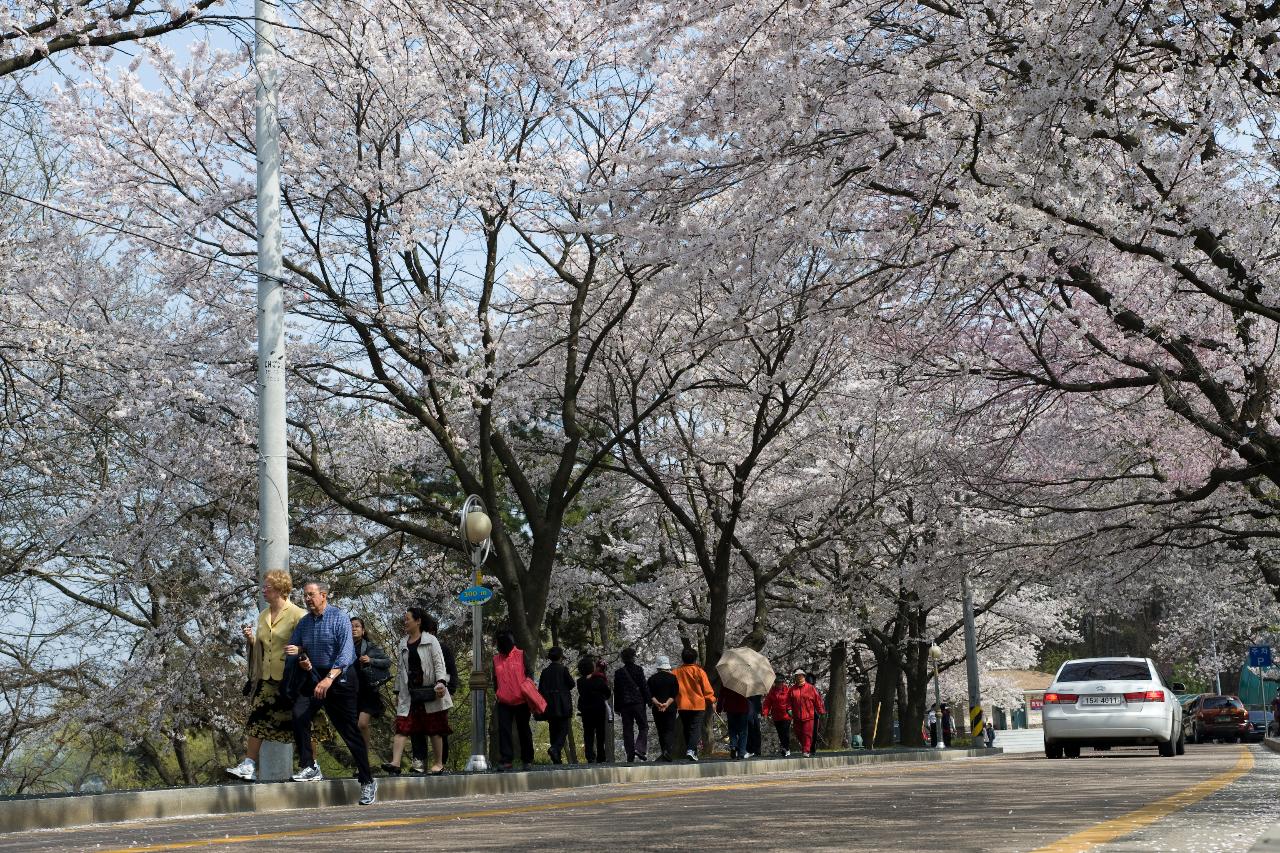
[1182,694,1249,743]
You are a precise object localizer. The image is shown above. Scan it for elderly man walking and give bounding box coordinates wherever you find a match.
[285,581,377,805]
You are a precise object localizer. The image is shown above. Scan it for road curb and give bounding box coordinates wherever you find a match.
[0,746,998,832]
[1251,739,1280,851]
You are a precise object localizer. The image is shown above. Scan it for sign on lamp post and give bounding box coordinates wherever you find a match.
[460,495,492,772]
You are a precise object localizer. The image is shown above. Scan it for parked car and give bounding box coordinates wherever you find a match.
[1245,710,1269,743]
[1182,694,1250,743]
[1042,657,1185,758]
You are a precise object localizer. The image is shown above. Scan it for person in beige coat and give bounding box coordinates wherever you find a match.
[380,606,453,775]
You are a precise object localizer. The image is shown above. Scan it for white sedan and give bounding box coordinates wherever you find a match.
[1042,657,1185,758]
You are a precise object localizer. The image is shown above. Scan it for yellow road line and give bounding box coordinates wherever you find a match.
[99,758,991,853]
[1030,747,1255,853]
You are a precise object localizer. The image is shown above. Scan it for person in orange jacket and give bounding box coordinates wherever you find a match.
[788,669,826,757]
[762,676,794,756]
[673,647,716,761]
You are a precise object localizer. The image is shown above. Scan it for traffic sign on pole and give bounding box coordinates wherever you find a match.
[1249,645,1273,668]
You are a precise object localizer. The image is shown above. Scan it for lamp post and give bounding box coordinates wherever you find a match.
[929,643,945,750]
[460,495,492,773]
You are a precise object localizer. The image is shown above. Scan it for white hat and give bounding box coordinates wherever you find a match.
[655,655,672,670]
[793,668,806,676]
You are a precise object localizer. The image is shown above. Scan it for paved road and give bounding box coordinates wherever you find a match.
[5,743,1275,852]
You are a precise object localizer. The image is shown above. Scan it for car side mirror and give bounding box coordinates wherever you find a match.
[1170,682,1185,692]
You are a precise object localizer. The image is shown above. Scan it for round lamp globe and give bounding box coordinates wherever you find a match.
[464,511,492,545]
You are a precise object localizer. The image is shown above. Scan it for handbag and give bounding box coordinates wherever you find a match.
[521,676,548,716]
[410,686,438,704]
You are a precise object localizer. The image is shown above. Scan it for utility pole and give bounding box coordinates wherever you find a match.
[255,0,287,586]
[254,0,290,781]
[962,574,984,747]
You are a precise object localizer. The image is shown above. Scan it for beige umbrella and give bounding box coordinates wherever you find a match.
[716,647,776,697]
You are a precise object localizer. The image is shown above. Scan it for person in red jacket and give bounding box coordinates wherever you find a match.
[762,676,793,756]
[788,669,826,757]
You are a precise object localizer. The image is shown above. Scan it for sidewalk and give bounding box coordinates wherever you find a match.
[0,746,998,833]
[1251,737,1280,851]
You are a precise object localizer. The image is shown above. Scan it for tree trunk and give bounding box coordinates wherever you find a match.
[823,640,849,750]
[900,641,930,747]
[870,649,900,748]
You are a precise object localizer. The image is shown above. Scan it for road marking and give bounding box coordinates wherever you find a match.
[98,758,997,852]
[1030,747,1255,853]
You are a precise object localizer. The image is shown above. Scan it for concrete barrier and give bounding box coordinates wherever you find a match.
[0,746,999,832]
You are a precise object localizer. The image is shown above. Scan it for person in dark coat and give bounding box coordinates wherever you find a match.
[614,647,652,762]
[941,703,954,747]
[717,686,751,759]
[350,617,391,765]
[647,655,679,761]
[576,656,611,763]
[538,646,575,764]
[746,693,763,757]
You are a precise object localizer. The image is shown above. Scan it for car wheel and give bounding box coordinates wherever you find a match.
[1175,730,1185,756]
[1045,743,1064,759]
[1158,737,1176,757]
[1063,745,1081,759]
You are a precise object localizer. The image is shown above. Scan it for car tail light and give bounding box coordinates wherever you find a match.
[1123,690,1165,702]
[1044,692,1078,704]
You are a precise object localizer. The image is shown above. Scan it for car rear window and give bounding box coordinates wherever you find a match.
[1202,696,1244,709]
[1056,661,1152,682]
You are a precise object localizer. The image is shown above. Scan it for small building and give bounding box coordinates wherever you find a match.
[988,669,1054,730]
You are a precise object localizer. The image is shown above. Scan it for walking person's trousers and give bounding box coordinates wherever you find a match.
[547,715,571,762]
[794,718,815,754]
[582,710,607,762]
[652,707,677,758]
[746,703,762,755]
[678,709,704,755]
[772,719,791,752]
[727,712,749,756]
[497,702,533,766]
[619,702,649,760]
[291,679,373,784]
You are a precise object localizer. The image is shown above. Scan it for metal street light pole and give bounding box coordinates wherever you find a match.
[460,495,492,773]
[254,0,286,588]
[929,644,945,750]
[962,574,985,747]
[253,0,291,782]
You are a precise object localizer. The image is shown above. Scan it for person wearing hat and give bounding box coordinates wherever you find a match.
[646,655,680,761]
[788,669,826,757]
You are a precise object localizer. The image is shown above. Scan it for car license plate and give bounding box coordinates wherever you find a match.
[1217,716,1233,723]
[1081,696,1121,705]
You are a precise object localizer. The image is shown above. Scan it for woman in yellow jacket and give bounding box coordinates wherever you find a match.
[673,647,717,761]
[227,569,306,781]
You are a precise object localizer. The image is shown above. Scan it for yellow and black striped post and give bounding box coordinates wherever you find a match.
[970,703,984,746]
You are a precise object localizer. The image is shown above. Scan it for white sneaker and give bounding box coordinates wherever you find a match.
[783,750,791,757]
[684,750,698,762]
[292,762,324,782]
[409,758,425,773]
[359,778,378,805]
[743,752,753,760]
[225,758,256,780]
[802,752,811,758]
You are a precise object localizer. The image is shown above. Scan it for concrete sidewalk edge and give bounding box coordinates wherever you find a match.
[1250,738,1280,851]
[0,747,999,832]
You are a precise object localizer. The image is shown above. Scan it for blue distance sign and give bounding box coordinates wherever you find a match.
[458,585,494,606]
[1249,645,1273,668]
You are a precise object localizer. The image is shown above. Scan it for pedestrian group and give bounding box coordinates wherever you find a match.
[226,571,829,805]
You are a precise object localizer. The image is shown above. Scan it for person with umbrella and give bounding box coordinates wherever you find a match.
[715,646,776,760]
[788,669,826,757]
